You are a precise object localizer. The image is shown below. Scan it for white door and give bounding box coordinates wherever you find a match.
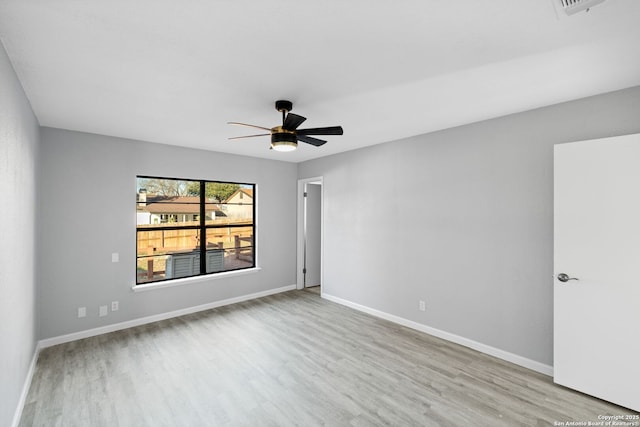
[554,133,640,412]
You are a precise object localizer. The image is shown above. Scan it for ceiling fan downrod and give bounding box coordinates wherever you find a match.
[275,100,293,125]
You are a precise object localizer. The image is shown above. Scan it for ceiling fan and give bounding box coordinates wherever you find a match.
[228,100,344,152]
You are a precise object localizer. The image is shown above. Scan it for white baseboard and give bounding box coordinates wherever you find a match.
[321,292,553,377]
[39,285,296,349]
[11,344,40,427]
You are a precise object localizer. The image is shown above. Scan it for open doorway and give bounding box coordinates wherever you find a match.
[297,177,322,292]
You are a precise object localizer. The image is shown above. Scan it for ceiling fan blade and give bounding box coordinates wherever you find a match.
[227,122,272,131]
[297,126,343,136]
[297,135,327,147]
[283,113,306,131]
[228,133,270,140]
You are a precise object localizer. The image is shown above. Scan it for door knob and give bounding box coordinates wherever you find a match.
[557,273,579,282]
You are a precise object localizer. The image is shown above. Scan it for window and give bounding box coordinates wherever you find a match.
[136,176,255,285]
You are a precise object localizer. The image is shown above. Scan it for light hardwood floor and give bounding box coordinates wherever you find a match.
[20,289,636,426]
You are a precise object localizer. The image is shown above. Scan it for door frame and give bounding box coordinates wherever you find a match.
[296,176,323,290]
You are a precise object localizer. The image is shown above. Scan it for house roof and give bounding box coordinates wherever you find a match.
[137,196,221,214]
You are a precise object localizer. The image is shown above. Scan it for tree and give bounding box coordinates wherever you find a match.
[139,178,240,201]
[186,182,240,201]
[138,178,189,196]
[205,182,241,202]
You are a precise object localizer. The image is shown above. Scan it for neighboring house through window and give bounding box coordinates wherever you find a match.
[136,176,255,284]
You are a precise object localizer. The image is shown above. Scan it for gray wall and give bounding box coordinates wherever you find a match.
[298,86,640,366]
[38,128,297,339]
[0,41,40,427]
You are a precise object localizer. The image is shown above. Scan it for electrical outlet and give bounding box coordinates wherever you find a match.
[111,252,119,263]
[99,305,108,317]
[78,307,86,318]
[111,301,119,311]
[419,300,426,311]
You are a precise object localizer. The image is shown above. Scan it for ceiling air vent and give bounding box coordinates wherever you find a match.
[559,0,606,15]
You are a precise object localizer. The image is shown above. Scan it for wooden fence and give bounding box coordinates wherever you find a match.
[137,218,252,255]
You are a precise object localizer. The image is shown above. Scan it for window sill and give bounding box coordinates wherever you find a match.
[132,267,262,292]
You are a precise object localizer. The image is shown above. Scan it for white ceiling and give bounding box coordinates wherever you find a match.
[1,0,639,162]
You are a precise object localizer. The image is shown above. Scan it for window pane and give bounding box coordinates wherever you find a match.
[213,186,253,225]
[206,225,254,271]
[137,229,201,283]
[137,178,200,227]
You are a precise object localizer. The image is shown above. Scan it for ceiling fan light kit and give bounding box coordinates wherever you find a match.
[228,100,343,152]
[271,130,298,152]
